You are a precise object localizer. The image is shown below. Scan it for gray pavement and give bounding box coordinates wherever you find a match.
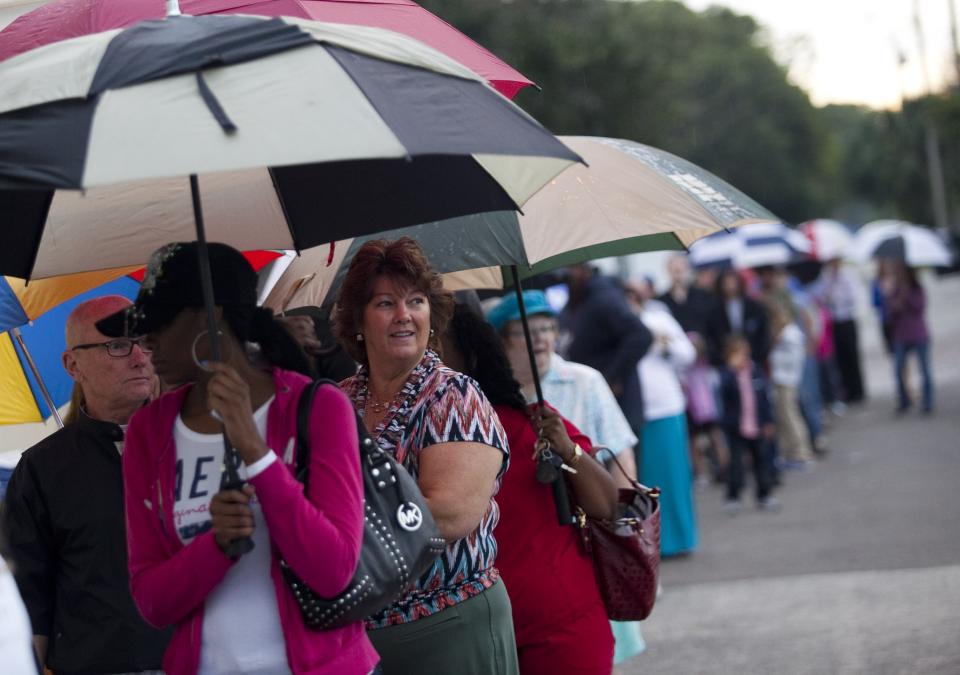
[623,274,960,674]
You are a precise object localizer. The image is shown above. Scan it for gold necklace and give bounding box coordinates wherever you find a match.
[366,397,390,414]
[365,388,396,414]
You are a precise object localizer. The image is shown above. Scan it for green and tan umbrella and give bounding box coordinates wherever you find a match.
[264,135,779,311]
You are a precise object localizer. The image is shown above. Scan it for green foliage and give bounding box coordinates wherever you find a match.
[420,0,957,228]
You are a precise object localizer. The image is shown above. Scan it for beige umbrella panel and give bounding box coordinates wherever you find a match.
[264,136,780,310]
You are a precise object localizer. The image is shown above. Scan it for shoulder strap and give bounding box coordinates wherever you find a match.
[295,379,325,488]
[294,379,374,491]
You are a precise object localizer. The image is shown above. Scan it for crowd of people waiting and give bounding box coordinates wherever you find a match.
[0,237,935,675]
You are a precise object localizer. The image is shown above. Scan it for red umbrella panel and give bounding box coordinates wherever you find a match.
[0,0,533,99]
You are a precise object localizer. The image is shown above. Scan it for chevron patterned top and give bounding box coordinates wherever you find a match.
[343,350,510,627]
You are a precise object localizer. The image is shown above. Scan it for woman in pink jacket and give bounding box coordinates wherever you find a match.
[96,242,378,675]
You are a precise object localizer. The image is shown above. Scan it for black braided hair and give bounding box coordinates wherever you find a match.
[448,303,527,411]
[224,305,313,377]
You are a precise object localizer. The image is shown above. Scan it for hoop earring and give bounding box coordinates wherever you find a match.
[356,333,364,342]
[191,330,227,372]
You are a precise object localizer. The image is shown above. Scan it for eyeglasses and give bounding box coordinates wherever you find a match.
[70,337,152,358]
[505,324,557,339]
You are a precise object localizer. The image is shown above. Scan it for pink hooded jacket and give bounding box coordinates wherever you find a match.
[122,368,378,675]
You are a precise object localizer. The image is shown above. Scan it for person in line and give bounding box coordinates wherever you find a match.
[871,259,896,356]
[487,291,639,487]
[706,268,771,369]
[768,305,815,469]
[783,272,828,456]
[333,238,518,675]
[442,301,617,675]
[884,263,934,414]
[624,279,699,556]
[3,296,170,674]
[98,242,378,675]
[683,332,729,487]
[658,253,718,336]
[718,335,780,513]
[486,289,646,665]
[812,258,866,403]
[812,295,844,417]
[560,263,653,437]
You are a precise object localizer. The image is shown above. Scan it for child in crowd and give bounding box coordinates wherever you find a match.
[718,335,780,513]
[768,305,815,469]
[684,332,728,487]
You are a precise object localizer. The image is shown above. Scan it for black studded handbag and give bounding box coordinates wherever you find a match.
[279,379,446,630]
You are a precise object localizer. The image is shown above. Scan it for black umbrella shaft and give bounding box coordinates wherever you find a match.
[509,265,572,526]
[190,174,254,557]
[190,176,222,362]
[509,265,545,406]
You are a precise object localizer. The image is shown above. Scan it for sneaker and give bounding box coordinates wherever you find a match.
[758,496,782,512]
[723,499,742,515]
[695,474,711,490]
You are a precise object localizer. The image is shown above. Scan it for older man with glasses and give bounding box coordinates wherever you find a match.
[3,296,169,675]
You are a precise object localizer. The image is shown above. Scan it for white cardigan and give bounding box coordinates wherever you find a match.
[637,303,696,421]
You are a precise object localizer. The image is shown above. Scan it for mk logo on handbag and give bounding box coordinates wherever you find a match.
[397,502,424,532]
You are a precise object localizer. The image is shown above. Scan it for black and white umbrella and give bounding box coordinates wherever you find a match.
[852,220,953,268]
[0,13,580,280]
[0,13,580,553]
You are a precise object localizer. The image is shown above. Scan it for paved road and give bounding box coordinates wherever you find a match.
[623,274,960,675]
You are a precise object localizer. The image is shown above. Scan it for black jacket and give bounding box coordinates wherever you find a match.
[705,296,771,367]
[658,286,718,336]
[718,364,773,434]
[2,411,169,674]
[561,275,653,430]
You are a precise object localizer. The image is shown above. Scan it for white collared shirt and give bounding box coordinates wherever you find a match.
[538,354,637,454]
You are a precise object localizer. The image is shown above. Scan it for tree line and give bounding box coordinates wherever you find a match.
[421,0,959,230]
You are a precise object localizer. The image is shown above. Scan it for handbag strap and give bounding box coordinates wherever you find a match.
[294,379,380,493]
[295,379,326,490]
[592,445,660,498]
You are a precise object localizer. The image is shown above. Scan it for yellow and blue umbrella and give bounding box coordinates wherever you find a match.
[0,272,140,426]
[0,252,280,426]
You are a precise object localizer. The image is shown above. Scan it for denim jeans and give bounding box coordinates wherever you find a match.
[798,355,823,441]
[893,341,933,411]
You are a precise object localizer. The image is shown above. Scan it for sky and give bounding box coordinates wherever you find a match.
[3,1,956,108]
[684,0,960,109]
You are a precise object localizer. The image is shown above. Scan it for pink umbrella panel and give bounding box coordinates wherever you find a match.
[0,0,533,99]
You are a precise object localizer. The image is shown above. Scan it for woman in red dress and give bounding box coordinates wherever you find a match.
[443,303,618,675]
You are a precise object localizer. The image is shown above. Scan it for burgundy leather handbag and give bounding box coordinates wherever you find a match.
[575,450,661,621]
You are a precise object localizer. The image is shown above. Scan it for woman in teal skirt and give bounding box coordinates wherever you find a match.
[626,280,699,556]
[641,415,698,555]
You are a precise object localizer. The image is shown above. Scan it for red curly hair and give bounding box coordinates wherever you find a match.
[333,238,454,365]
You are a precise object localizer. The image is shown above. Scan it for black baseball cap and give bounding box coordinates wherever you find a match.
[96,241,257,337]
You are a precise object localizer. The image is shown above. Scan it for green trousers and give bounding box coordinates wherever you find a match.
[369,580,519,675]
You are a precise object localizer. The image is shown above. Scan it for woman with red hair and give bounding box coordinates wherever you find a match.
[335,238,518,675]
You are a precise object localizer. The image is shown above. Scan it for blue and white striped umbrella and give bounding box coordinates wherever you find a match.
[688,222,811,269]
